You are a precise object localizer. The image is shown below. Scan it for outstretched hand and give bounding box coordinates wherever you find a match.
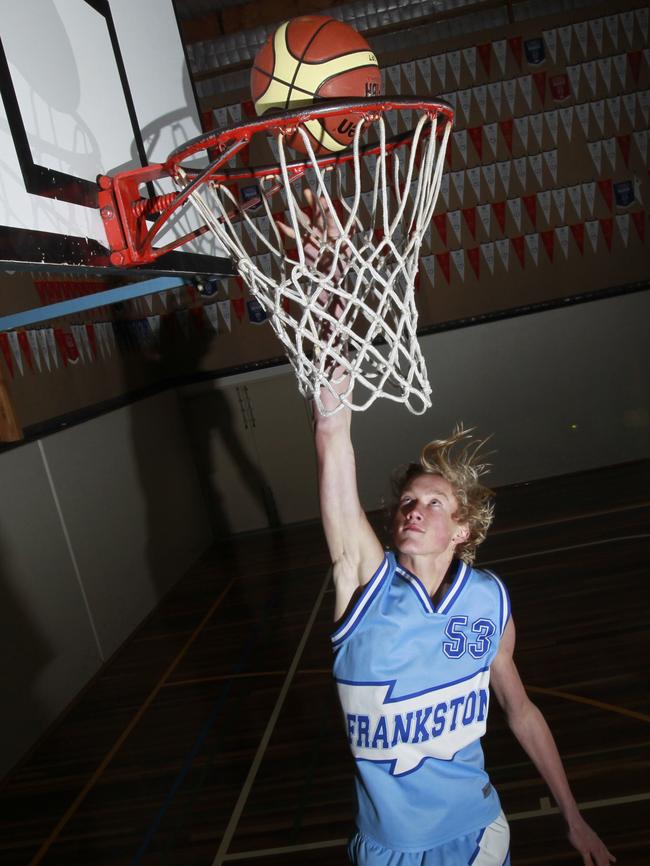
[566,814,616,866]
[276,186,341,250]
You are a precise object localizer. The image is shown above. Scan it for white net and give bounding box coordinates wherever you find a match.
[180,108,451,415]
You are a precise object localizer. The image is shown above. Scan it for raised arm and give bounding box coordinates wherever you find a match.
[491,619,616,866]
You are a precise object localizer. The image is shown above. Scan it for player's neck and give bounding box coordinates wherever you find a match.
[397,550,456,599]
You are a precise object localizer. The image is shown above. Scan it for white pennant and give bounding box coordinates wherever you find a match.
[529,153,543,186]
[37,328,51,370]
[545,109,559,144]
[495,238,510,269]
[70,326,86,363]
[387,64,402,92]
[634,130,648,164]
[567,184,582,218]
[508,197,522,230]
[589,18,604,53]
[525,233,539,265]
[147,314,162,341]
[616,213,630,247]
[530,113,544,149]
[402,61,416,93]
[585,219,600,252]
[555,225,570,257]
[467,167,482,200]
[482,163,496,197]
[416,57,432,89]
[503,79,517,115]
[448,210,463,244]
[94,324,106,361]
[612,54,627,87]
[587,140,602,174]
[582,60,597,96]
[638,90,650,125]
[573,22,588,57]
[603,137,617,169]
[497,160,511,195]
[46,328,59,368]
[473,85,488,121]
[477,203,491,235]
[598,56,612,92]
[622,92,637,125]
[543,29,558,63]
[484,123,498,158]
[27,330,42,372]
[636,8,649,42]
[439,174,450,208]
[558,26,573,60]
[515,116,529,149]
[559,106,574,140]
[458,89,472,125]
[218,300,232,332]
[421,255,435,286]
[493,40,507,75]
[488,81,502,116]
[79,325,93,363]
[8,332,24,375]
[450,248,465,280]
[575,103,590,137]
[566,65,581,100]
[213,106,228,129]
[481,241,495,274]
[604,14,619,49]
[463,46,477,80]
[513,157,527,189]
[552,187,566,221]
[582,181,596,215]
[432,55,446,88]
[606,95,621,128]
[592,100,605,135]
[448,50,462,86]
[454,130,468,165]
[537,189,552,224]
[543,149,558,183]
[519,75,533,111]
[203,304,219,333]
[451,170,465,202]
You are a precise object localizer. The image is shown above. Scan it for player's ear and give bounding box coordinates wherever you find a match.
[454,524,470,544]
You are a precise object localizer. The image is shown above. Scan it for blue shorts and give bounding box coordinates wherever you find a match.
[348,810,510,866]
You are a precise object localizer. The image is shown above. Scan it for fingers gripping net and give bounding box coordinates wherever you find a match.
[181,108,451,415]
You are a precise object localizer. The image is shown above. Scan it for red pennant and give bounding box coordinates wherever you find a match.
[85,323,97,358]
[433,213,448,245]
[632,210,646,240]
[523,194,537,228]
[511,235,526,267]
[499,119,514,154]
[413,270,421,293]
[0,332,14,377]
[467,247,481,278]
[232,297,245,322]
[373,227,385,244]
[190,306,205,332]
[462,206,477,238]
[201,109,215,132]
[492,201,507,233]
[598,179,613,209]
[599,217,614,250]
[468,126,483,159]
[508,36,523,68]
[445,144,453,168]
[617,134,631,167]
[436,251,451,284]
[570,223,585,255]
[54,328,81,365]
[477,43,492,74]
[281,296,291,314]
[541,229,555,261]
[241,100,256,119]
[17,332,33,372]
[234,276,245,295]
[533,71,547,103]
[34,281,48,305]
[628,50,642,84]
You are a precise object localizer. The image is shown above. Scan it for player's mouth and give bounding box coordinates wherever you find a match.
[402,523,424,533]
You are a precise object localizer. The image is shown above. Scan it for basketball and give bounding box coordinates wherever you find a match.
[250,15,381,155]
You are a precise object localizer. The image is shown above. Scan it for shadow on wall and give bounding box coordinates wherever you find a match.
[0,533,53,780]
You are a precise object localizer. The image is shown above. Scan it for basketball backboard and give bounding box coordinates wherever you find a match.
[0,0,234,279]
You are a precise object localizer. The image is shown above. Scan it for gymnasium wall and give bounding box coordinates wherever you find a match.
[0,389,211,779]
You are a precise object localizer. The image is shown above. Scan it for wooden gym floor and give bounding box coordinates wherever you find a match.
[1,459,649,865]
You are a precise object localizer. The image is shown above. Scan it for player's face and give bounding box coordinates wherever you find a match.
[393,474,468,558]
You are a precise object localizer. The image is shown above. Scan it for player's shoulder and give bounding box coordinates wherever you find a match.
[470,564,511,635]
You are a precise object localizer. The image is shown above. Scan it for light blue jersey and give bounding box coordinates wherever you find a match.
[332,552,511,852]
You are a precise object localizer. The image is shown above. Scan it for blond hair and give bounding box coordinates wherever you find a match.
[392,425,494,564]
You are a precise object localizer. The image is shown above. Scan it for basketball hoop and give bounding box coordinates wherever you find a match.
[97,97,453,415]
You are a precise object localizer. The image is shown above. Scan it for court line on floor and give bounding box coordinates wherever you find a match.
[221,791,650,861]
[211,568,332,866]
[28,573,239,866]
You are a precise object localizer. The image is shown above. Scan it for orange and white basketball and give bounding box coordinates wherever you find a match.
[250,16,381,155]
